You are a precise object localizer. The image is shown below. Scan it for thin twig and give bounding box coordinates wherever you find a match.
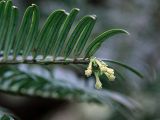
[0,58,90,65]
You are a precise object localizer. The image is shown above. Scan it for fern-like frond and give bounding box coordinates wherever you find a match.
[0,66,137,109]
[0,0,143,90]
[0,0,128,62]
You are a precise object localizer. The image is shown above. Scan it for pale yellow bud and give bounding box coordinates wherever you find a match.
[95,72,102,89]
[104,72,115,81]
[85,58,116,90]
[85,59,93,77]
[85,69,92,77]
[107,68,114,74]
[95,59,103,68]
[108,75,116,81]
[95,60,107,72]
[104,72,110,78]
[95,80,102,89]
[100,66,108,72]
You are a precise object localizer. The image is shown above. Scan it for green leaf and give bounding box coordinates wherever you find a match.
[85,29,129,57]
[0,1,5,28]
[0,0,12,52]
[53,8,80,58]
[104,59,143,78]
[33,9,67,58]
[86,42,101,57]
[64,15,96,58]
[46,13,67,58]
[22,4,39,59]
[74,15,96,57]
[3,6,18,60]
[13,5,34,59]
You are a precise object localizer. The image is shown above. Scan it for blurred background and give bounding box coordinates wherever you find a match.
[0,0,160,120]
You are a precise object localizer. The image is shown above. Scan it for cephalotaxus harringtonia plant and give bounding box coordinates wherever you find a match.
[0,0,143,119]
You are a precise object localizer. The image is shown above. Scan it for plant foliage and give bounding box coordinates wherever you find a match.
[0,0,142,116]
[0,65,137,109]
[0,0,128,61]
